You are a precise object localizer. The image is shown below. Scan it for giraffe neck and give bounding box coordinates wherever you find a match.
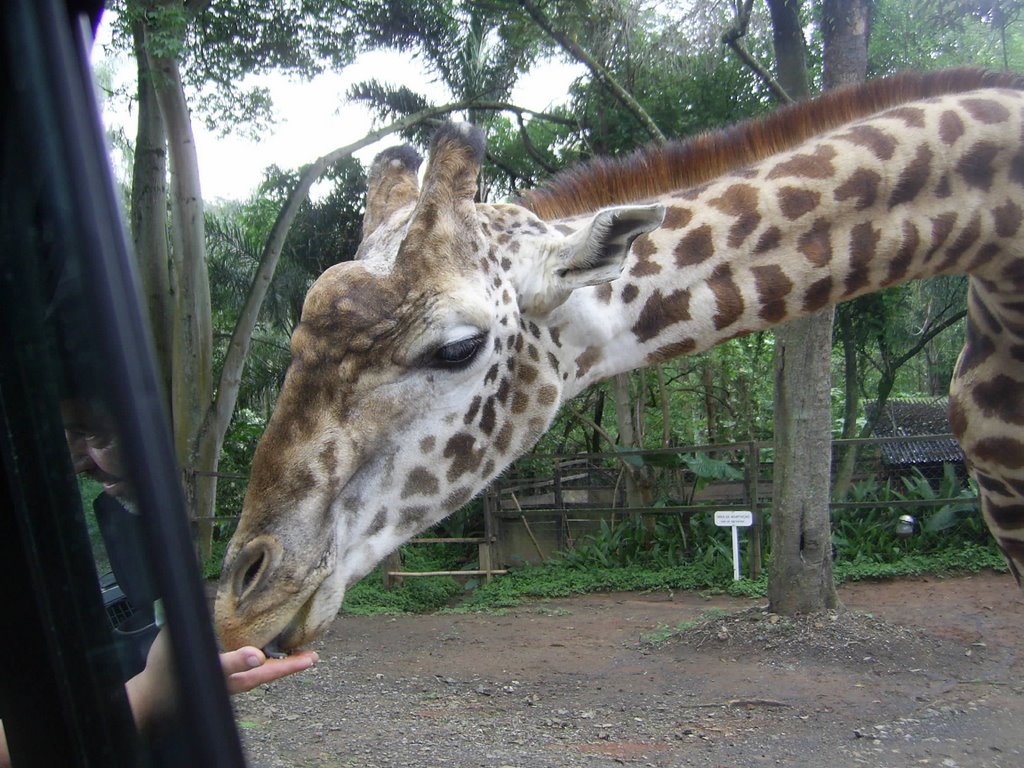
[552,86,1024,395]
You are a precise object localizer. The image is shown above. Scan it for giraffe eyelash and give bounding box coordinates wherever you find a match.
[432,332,488,369]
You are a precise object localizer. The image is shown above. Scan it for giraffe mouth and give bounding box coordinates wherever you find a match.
[260,542,346,655]
[263,596,314,658]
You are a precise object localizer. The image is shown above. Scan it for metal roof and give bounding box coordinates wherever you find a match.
[864,397,964,465]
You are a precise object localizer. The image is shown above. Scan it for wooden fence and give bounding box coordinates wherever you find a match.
[200,433,977,584]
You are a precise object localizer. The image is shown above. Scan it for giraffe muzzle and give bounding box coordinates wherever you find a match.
[215,532,337,653]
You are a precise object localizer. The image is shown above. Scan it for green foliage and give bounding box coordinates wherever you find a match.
[831,465,987,562]
[453,559,734,612]
[341,544,467,615]
[834,544,1008,582]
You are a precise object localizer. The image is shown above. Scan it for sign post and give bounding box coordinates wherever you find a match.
[713,510,753,581]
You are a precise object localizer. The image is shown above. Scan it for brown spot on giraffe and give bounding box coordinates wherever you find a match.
[835,124,897,160]
[974,436,1024,469]
[648,337,696,364]
[765,144,837,180]
[480,397,497,435]
[889,143,934,208]
[844,222,880,297]
[518,363,538,384]
[633,288,692,343]
[537,385,558,406]
[927,212,958,261]
[777,186,820,220]
[675,224,715,267]
[445,487,472,510]
[954,319,995,376]
[939,109,966,145]
[957,141,1001,191]
[443,432,484,482]
[494,422,513,453]
[709,264,744,330]
[754,226,782,253]
[972,374,1024,424]
[463,395,482,425]
[834,168,880,210]
[937,213,982,272]
[751,264,793,323]
[661,205,692,229]
[994,200,1023,238]
[401,467,440,499]
[883,105,927,127]
[797,218,833,266]
[709,183,761,247]
[986,499,1024,530]
[510,391,529,415]
[962,97,1012,124]
[575,346,603,379]
[884,220,921,285]
[803,276,833,313]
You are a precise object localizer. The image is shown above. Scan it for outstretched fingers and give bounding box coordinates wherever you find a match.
[221,646,319,695]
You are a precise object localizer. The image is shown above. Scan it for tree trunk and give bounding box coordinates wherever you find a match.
[129,18,172,405]
[702,359,718,444]
[764,0,837,614]
[144,24,216,559]
[612,372,651,512]
[768,309,840,612]
[821,0,873,88]
[821,0,875,503]
[832,309,863,499]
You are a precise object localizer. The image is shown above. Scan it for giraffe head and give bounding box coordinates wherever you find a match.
[214,123,664,652]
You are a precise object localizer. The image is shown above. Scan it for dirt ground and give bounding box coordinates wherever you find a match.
[235,570,1024,768]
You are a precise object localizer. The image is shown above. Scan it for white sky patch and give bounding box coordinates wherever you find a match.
[90,14,585,202]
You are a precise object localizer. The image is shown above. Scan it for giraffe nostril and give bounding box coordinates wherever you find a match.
[232,543,271,602]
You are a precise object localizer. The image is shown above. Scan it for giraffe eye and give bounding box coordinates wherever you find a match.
[434,333,486,368]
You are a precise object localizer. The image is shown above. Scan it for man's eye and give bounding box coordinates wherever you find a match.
[85,432,114,448]
[434,334,486,368]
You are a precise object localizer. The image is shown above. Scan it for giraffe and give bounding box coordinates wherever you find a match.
[216,67,1024,654]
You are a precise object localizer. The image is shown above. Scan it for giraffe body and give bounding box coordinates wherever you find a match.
[216,69,1024,653]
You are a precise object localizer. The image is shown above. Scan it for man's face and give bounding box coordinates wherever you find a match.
[62,399,131,501]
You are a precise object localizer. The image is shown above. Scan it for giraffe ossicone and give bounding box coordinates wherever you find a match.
[216,69,1024,654]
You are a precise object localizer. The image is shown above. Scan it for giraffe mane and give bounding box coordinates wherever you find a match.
[518,67,1024,220]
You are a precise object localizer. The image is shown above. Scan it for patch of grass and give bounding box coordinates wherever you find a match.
[834,543,1008,582]
[642,608,732,645]
[452,560,739,613]
[338,543,1008,616]
[341,544,470,615]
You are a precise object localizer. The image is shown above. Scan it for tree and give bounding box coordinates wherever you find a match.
[112,0,357,557]
[753,0,872,614]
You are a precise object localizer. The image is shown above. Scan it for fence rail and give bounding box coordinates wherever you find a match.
[197,433,976,584]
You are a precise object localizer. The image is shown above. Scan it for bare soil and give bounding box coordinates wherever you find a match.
[235,570,1024,768]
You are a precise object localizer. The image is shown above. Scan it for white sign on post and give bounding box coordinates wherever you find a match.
[714,510,753,581]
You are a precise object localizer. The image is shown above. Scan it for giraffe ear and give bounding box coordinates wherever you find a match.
[517,204,665,316]
[361,144,423,240]
[556,204,665,289]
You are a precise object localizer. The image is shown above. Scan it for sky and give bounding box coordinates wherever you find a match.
[90,16,584,202]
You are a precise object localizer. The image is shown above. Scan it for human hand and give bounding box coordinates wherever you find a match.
[220,646,319,695]
[128,629,319,730]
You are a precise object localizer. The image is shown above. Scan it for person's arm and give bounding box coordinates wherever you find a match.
[0,631,317,763]
[125,627,318,730]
